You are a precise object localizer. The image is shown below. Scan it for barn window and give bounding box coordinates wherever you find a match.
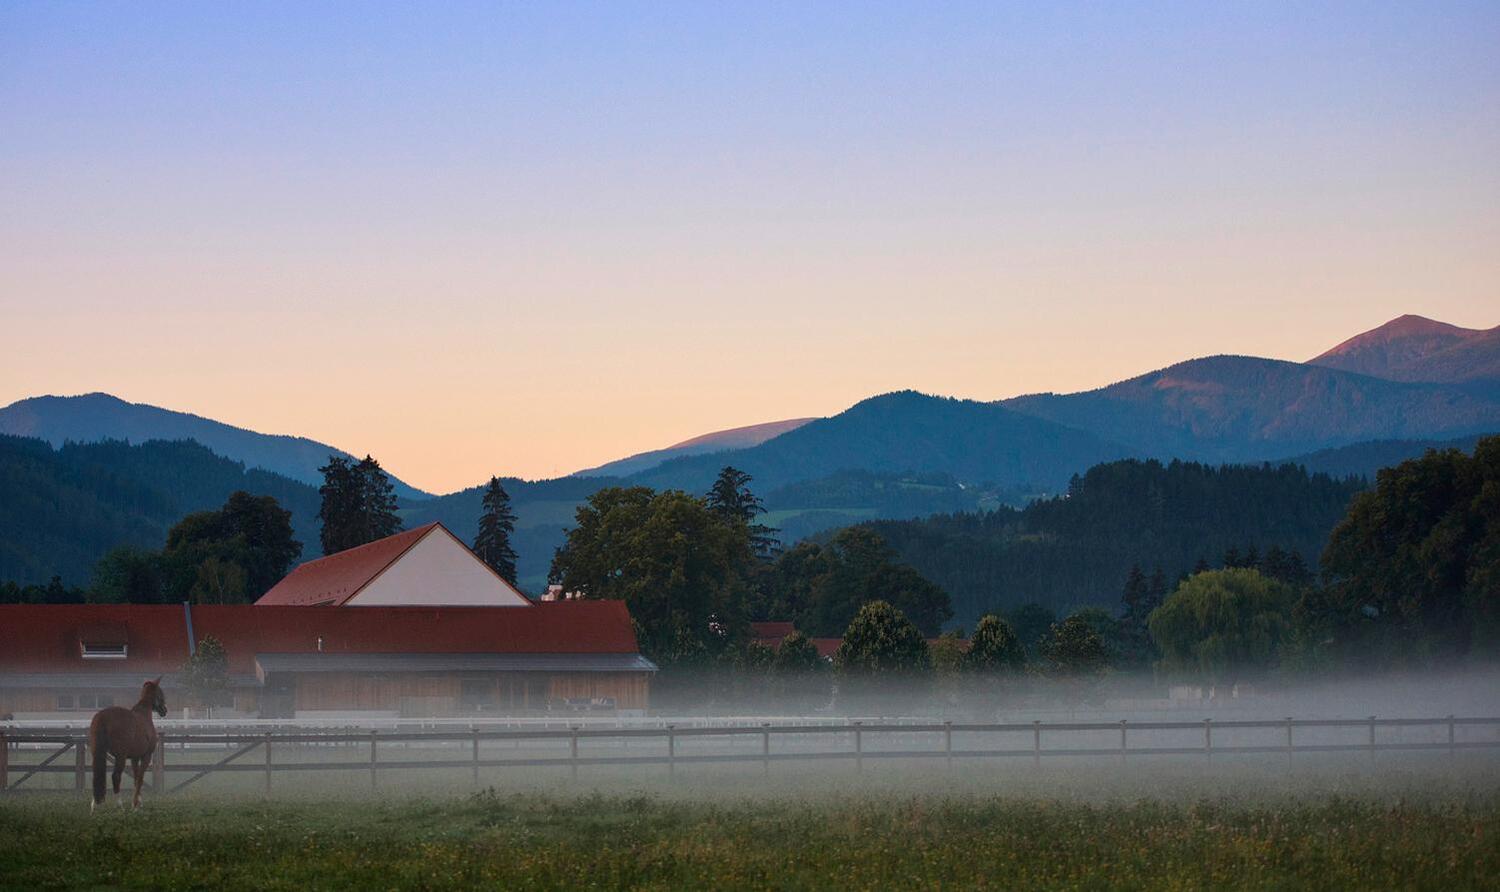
[55,694,74,710]
[80,642,127,660]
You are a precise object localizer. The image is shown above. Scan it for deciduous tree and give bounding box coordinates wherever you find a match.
[1148,568,1292,683]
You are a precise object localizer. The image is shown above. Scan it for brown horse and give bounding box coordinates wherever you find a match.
[89,678,167,812]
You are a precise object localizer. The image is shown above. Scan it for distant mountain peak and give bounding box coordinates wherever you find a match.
[572,415,819,478]
[1312,315,1477,358]
[664,417,816,451]
[1308,315,1499,383]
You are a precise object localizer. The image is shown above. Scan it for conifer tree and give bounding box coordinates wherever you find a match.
[473,476,519,585]
[705,466,779,560]
[317,456,361,554]
[355,455,401,544]
[319,454,402,554]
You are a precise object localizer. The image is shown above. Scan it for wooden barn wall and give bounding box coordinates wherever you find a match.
[292,671,650,715]
[1,671,651,717]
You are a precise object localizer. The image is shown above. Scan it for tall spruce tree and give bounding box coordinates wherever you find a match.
[705,466,779,560]
[355,455,401,544]
[318,456,360,554]
[473,476,519,585]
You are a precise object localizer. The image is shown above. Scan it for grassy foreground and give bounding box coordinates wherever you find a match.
[1,788,1496,891]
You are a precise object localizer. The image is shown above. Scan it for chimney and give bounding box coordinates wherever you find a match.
[182,601,196,656]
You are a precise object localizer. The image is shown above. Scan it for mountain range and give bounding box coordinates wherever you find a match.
[2,314,1496,591]
[572,417,816,478]
[0,393,430,500]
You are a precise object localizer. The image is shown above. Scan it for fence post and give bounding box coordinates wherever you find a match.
[944,721,953,770]
[1368,716,1376,762]
[152,738,164,791]
[1285,717,1294,769]
[570,726,579,780]
[369,730,378,790]
[1033,721,1041,768]
[761,723,770,776]
[1204,718,1212,762]
[74,740,84,792]
[472,727,480,787]
[666,724,675,778]
[1449,715,1456,757]
[1119,720,1128,764]
[264,732,272,794]
[0,730,7,792]
[854,721,863,774]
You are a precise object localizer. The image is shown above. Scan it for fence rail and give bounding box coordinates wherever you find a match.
[3,715,1497,795]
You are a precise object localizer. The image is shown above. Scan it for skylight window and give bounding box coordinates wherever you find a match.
[80,642,127,660]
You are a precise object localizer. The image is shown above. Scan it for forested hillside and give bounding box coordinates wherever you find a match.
[1002,356,1500,461]
[0,435,320,586]
[1278,434,1491,481]
[866,459,1365,626]
[627,391,1134,493]
[0,393,430,499]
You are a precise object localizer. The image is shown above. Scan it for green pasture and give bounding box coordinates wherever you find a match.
[1,754,1497,890]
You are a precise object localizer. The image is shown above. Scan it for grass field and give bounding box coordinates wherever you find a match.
[2,759,1498,890]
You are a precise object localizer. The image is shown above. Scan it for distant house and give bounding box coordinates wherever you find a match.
[750,621,961,661]
[0,524,657,719]
[750,621,841,660]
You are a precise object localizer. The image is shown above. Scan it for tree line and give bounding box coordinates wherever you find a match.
[0,453,523,603]
[863,458,1364,625]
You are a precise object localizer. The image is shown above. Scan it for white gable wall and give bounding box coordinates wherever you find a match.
[346,529,531,607]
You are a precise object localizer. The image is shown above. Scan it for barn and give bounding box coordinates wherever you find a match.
[0,524,657,719]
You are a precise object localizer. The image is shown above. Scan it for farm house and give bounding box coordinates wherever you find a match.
[0,525,656,719]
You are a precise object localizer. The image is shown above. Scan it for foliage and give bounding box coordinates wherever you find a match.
[771,631,824,674]
[472,477,519,585]
[866,458,1363,625]
[834,601,930,675]
[1068,607,1129,668]
[187,556,249,604]
[318,455,402,555]
[1040,615,1109,678]
[1003,602,1057,657]
[929,632,968,674]
[1315,437,1500,662]
[706,466,779,560]
[1148,568,1294,683]
[549,486,754,665]
[965,615,1026,673]
[0,576,85,604]
[758,528,952,637]
[1116,564,1168,666]
[89,546,166,604]
[179,635,232,711]
[160,491,302,603]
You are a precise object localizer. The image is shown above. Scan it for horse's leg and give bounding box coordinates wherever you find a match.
[112,756,126,807]
[131,757,146,809]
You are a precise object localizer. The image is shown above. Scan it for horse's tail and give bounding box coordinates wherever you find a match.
[90,719,108,804]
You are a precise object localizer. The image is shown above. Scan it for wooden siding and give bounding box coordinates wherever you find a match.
[2,671,650,718]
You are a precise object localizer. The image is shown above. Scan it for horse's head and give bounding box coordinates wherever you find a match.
[143,677,168,717]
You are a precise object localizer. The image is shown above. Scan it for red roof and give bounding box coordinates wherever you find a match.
[811,638,842,659]
[256,522,528,607]
[750,621,796,645]
[0,602,642,677]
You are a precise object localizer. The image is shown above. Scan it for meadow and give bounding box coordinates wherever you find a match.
[1,757,1496,890]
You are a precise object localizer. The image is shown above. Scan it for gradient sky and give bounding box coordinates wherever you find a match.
[2,2,1497,492]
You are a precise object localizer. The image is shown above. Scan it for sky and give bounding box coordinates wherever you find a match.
[2,2,1498,492]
